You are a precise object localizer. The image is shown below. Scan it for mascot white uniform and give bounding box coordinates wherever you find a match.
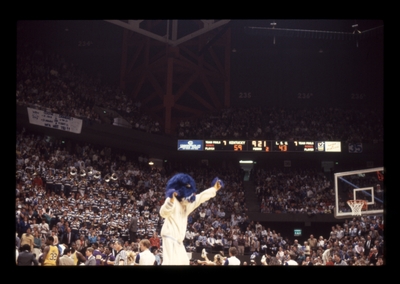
[159,173,223,265]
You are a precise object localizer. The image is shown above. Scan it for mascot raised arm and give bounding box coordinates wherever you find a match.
[159,173,224,265]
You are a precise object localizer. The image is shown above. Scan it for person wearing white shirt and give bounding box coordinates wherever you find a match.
[349,225,358,237]
[322,243,332,265]
[206,232,217,251]
[185,229,194,246]
[134,239,156,265]
[284,253,299,266]
[353,241,365,257]
[223,247,240,265]
[317,236,325,250]
[197,231,207,250]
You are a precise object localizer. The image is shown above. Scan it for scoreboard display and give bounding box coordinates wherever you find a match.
[178,140,341,152]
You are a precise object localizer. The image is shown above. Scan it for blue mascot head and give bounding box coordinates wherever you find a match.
[165,173,197,203]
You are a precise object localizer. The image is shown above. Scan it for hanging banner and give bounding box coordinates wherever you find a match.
[27,107,83,134]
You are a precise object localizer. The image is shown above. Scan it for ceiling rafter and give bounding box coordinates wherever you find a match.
[105,19,231,47]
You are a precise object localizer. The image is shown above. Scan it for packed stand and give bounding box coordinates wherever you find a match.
[15,128,249,265]
[17,42,383,142]
[177,106,383,144]
[253,167,336,214]
[16,128,384,265]
[16,42,161,133]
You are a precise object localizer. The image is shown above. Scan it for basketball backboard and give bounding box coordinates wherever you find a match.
[334,167,384,218]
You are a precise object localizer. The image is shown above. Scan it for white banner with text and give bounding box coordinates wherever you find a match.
[27,107,82,134]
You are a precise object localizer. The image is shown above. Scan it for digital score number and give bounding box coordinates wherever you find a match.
[204,140,247,151]
[273,141,315,152]
[274,141,289,152]
[250,140,271,152]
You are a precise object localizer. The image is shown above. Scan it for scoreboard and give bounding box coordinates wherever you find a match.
[177,140,341,152]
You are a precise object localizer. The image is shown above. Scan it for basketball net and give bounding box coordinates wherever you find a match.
[347,200,367,216]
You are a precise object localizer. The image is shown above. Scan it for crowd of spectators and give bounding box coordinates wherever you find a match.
[16,127,246,263]
[176,106,384,144]
[16,35,384,266]
[16,42,161,134]
[17,41,383,144]
[15,128,384,265]
[252,167,384,214]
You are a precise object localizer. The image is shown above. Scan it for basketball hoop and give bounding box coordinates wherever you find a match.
[347,200,367,216]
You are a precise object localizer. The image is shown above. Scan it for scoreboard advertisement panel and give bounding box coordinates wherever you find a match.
[178,140,341,152]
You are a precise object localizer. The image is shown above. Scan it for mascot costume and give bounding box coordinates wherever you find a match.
[159,173,224,265]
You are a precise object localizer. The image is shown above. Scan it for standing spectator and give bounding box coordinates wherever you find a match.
[336,226,345,240]
[88,231,98,245]
[149,231,161,251]
[317,236,325,250]
[354,241,365,257]
[32,174,43,189]
[33,230,42,258]
[134,239,156,265]
[59,248,75,266]
[276,246,285,263]
[322,243,332,265]
[303,241,311,257]
[307,234,318,252]
[50,230,60,251]
[374,239,384,256]
[369,226,380,243]
[223,246,241,265]
[128,213,138,243]
[250,237,260,255]
[76,234,89,252]
[61,227,76,247]
[349,224,358,237]
[70,217,81,237]
[368,247,380,265]
[19,215,31,237]
[39,219,50,239]
[17,244,39,266]
[364,235,373,255]
[329,225,338,241]
[20,227,35,253]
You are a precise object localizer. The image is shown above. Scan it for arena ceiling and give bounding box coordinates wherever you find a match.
[17,19,383,84]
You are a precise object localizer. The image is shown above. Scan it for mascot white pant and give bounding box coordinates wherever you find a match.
[159,174,222,265]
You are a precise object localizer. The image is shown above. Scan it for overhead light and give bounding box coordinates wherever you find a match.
[239,160,253,164]
[148,161,154,166]
[270,21,277,44]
